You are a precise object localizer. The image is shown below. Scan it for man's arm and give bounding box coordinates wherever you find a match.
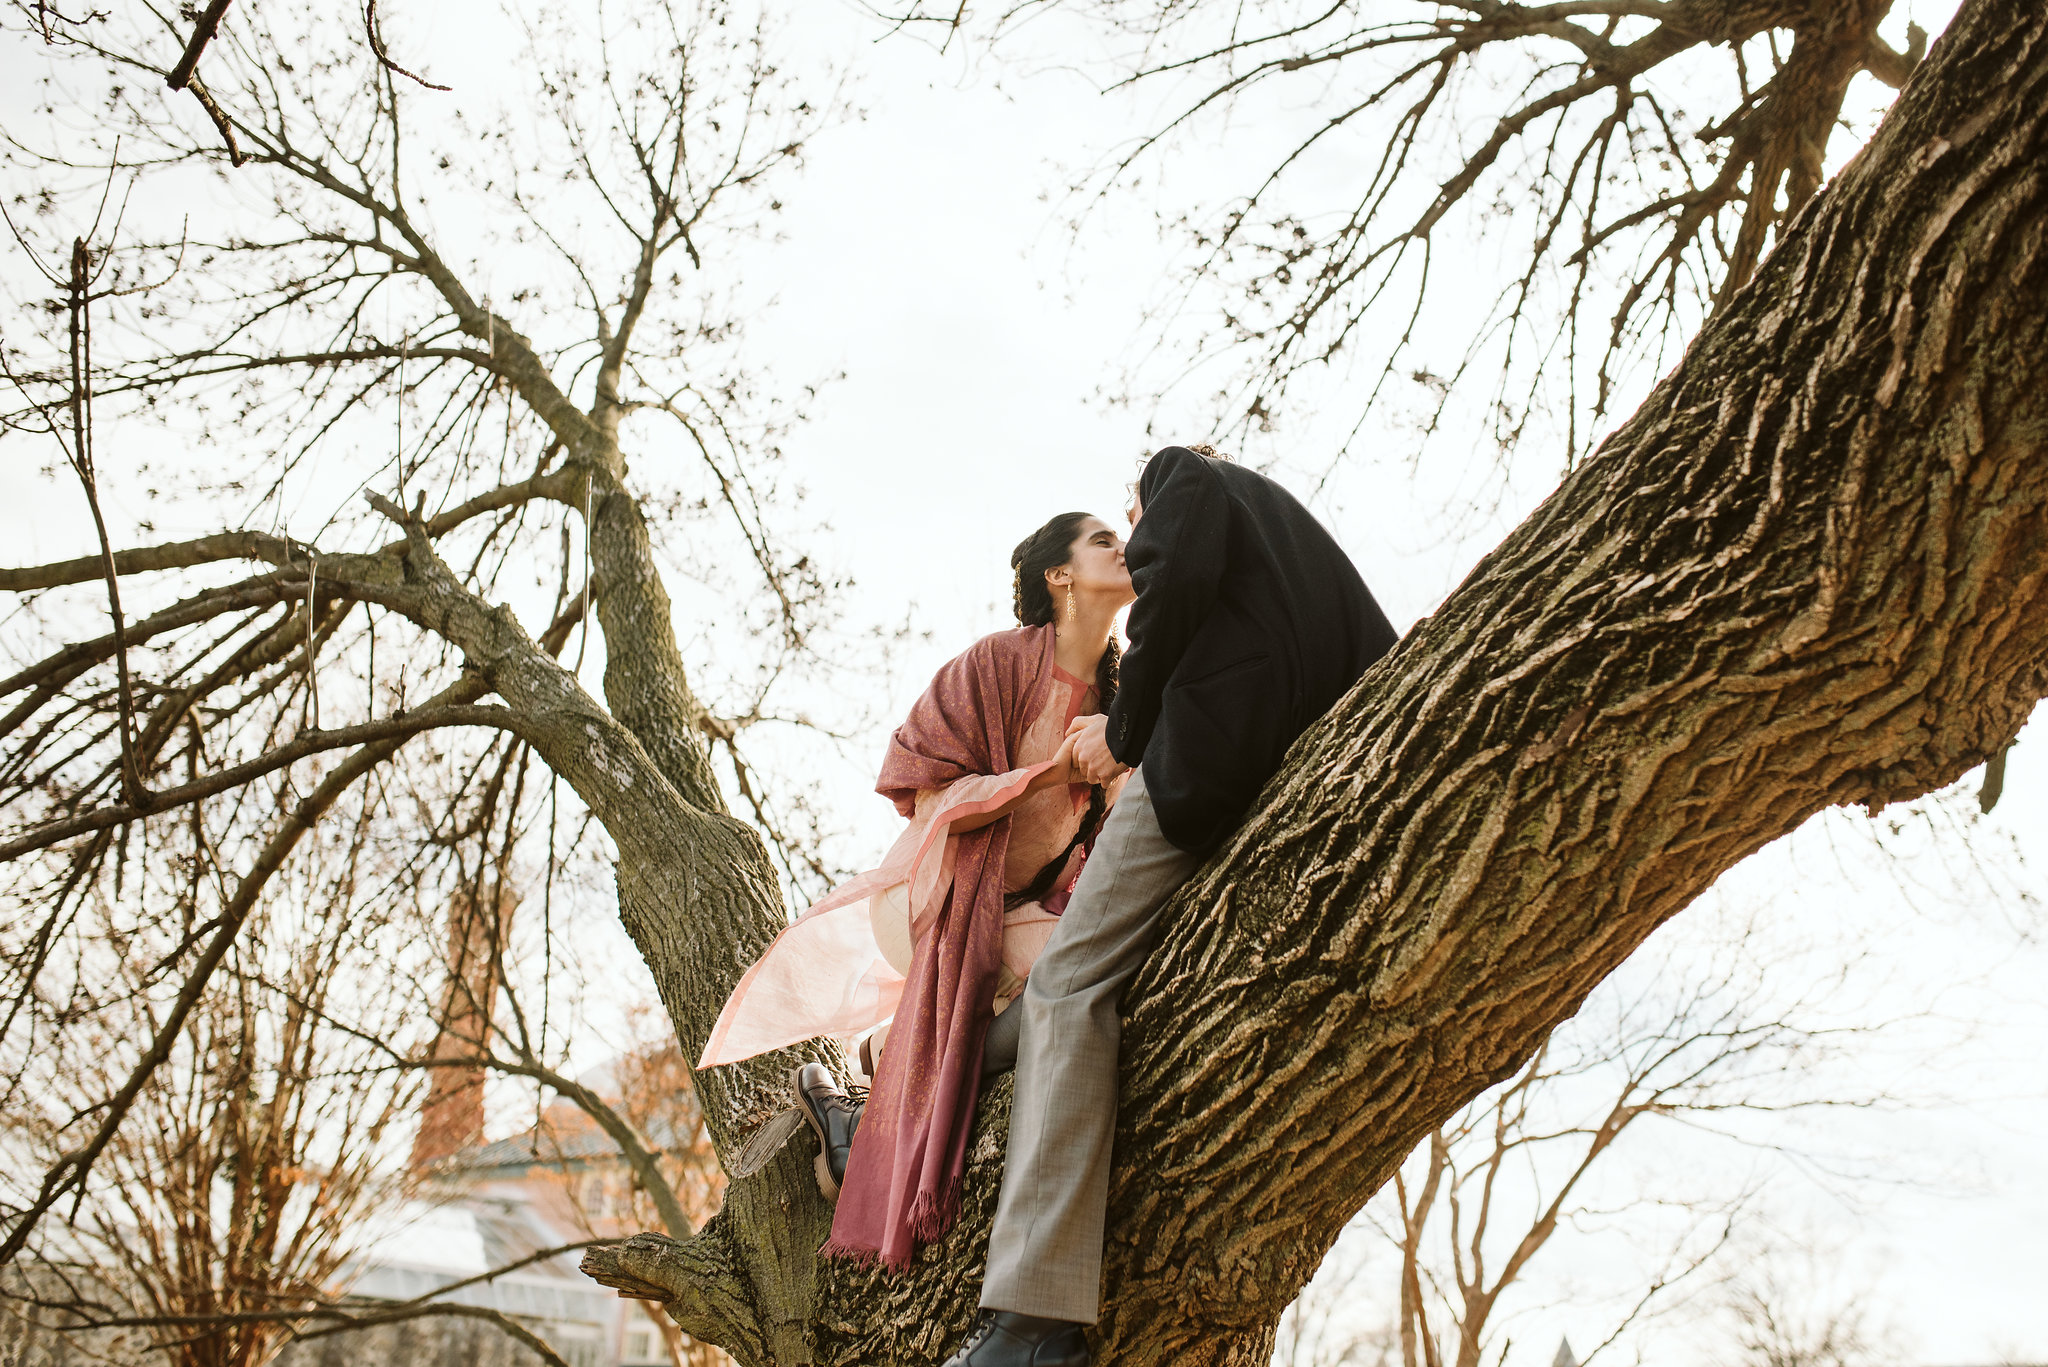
[1106,448,1229,766]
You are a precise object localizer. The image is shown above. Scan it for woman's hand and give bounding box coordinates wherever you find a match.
[1036,733,1081,789]
[953,739,1083,833]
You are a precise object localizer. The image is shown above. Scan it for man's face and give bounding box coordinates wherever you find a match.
[1126,489,1144,532]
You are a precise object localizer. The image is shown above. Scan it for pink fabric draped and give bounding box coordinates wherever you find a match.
[698,623,1103,1270]
[693,765,1068,1069]
[821,624,1055,1268]
[697,627,1088,1071]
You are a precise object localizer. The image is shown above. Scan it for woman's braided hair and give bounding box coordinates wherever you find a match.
[1008,512,1121,906]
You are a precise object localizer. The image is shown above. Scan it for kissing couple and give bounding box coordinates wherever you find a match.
[699,444,1398,1367]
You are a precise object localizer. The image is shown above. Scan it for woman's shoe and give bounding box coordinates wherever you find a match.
[791,1062,863,1202]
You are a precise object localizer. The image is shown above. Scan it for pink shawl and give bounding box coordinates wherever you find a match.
[820,624,1058,1269]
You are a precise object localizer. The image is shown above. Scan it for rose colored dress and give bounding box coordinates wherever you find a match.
[698,665,1124,1071]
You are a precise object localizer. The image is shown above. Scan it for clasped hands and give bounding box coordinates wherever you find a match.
[1048,712,1127,787]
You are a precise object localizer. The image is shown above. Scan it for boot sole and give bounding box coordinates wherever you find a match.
[791,1064,842,1204]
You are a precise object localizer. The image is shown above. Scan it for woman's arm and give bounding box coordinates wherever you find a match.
[947,735,1079,834]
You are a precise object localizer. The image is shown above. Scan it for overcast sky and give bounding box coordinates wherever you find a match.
[4,2,2040,1363]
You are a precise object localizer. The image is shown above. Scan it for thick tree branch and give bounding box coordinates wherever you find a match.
[581,1225,764,1363]
[3,530,301,594]
[329,491,721,850]
[1862,22,1926,88]
[1084,7,2048,1359]
[632,6,2048,1362]
[576,464,730,813]
[1,578,294,700]
[2,466,579,593]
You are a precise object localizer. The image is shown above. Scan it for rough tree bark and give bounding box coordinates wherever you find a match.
[575,3,2048,1363]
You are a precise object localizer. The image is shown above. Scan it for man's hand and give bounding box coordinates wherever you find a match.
[1065,713,1127,786]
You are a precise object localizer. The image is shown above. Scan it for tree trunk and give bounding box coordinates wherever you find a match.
[585,1,2048,1360]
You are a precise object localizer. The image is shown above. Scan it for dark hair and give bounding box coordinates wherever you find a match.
[1008,512,1122,905]
[1007,512,1121,708]
[1010,511,1087,628]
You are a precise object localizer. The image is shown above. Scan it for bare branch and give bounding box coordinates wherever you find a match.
[163,0,232,90]
[2,465,578,593]
[0,672,488,1264]
[362,0,451,92]
[0,702,521,861]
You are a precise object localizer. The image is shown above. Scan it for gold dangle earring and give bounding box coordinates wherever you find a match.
[1065,586,1077,623]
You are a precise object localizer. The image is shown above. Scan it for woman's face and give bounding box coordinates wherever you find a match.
[1049,516,1133,608]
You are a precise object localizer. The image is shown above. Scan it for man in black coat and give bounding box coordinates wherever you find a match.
[946,447,1398,1367]
[1104,444,1400,852]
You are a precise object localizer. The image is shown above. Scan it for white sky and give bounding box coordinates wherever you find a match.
[4,2,2040,1364]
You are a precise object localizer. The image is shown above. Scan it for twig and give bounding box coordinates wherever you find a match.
[184,75,246,166]
[65,236,143,807]
[362,0,451,91]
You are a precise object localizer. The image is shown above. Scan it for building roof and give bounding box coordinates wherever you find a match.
[459,1125,626,1172]
[344,1194,612,1326]
[428,1100,697,1178]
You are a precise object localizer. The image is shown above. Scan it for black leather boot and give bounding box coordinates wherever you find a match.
[791,1063,863,1201]
[940,1310,1090,1367]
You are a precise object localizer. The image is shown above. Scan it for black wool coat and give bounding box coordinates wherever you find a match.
[1105,447,1398,853]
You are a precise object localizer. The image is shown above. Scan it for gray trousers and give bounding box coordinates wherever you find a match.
[980,767,1201,1323]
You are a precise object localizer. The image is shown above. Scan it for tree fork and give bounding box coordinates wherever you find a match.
[599,3,2048,1363]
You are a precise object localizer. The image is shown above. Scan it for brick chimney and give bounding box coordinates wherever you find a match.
[410,885,517,1170]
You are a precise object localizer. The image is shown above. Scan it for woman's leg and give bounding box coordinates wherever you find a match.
[982,1001,1024,1077]
[865,1008,1019,1080]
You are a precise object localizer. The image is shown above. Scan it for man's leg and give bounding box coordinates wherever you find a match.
[980,767,1200,1324]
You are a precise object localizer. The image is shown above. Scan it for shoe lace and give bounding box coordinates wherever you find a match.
[959,1310,997,1355]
